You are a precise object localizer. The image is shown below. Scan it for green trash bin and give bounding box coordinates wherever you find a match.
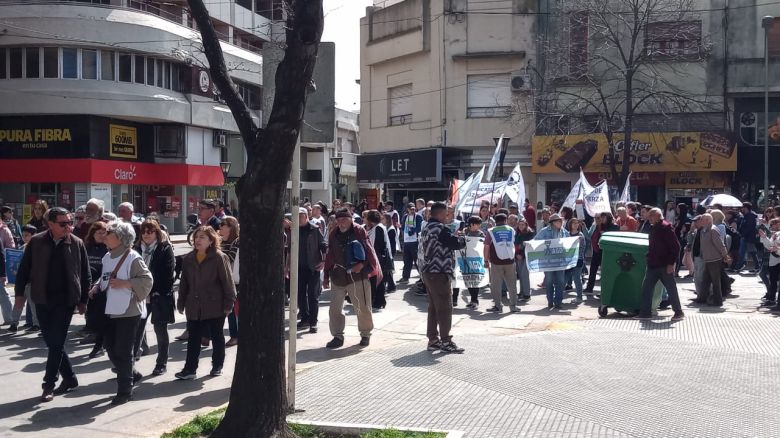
[598,234,663,317]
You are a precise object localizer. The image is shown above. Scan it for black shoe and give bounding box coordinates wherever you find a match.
[486,306,502,313]
[553,304,563,310]
[326,337,344,349]
[671,312,685,321]
[398,277,409,284]
[452,300,458,307]
[53,377,78,395]
[111,393,132,405]
[26,325,40,332]
[175,370,196,380]
[209,367,223,377]
[296,321,309,330]
[41,387,54,402]
[79,334,97,345]
[427,340,442,351]
[440,341,464,353]
[88,347,105,359]
[658,300,671,310]
[152,365,167,376]
[132,372,143,385]
[414,289,427,296]
[359,336,370,347]
[309,326,318,334]
[7,323,18,333]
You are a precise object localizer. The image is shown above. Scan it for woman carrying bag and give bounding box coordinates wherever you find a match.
[175,226,236,380]
[365,210,393,310]
[132,220,175,376]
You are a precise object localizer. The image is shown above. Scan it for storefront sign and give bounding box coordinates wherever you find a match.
[0,117,89,158]
[532,132,737,173]
[584,172,666,186]
[357,149,442,183]
[109,124,138,159]
[665,171,730,189]
[90,183,113,213]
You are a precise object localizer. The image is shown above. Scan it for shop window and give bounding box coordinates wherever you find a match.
[118,53,132,82]
[82,49,98,80]
[155,125,185,157]
[739,111,780,146]
[466,74,511,118]
[62,48,78,79]
[388,84,412,126]
[238,82,262,110]
[134,55,145,84]
[25,48,40,79]
[9,48,22,78]
[101,50,115,81]
[645,21,702,57]
[43,47,58,78]
[0,48,5,79]
[146,57,155,86]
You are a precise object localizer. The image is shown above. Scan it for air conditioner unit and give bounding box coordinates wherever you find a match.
[214,131,227,148]
[510,74,532,92]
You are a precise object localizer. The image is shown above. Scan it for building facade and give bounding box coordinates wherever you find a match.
[359,0,537,206]
[0,0,271,232]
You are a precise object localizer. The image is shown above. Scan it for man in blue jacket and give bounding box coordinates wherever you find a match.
[735,202,760,273]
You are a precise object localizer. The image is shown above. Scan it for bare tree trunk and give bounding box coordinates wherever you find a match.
[620,72,634,191]
[186,1,323,437]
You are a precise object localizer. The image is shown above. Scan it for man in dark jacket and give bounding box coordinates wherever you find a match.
[14,207,91,402]
[419,202,466,353]
[296,207,328,334]
[735,202,760,273]
[400,203,423,282]
[323,208,380,348]
[636,208,684,321]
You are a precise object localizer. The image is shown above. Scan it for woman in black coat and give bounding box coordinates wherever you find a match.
[366,210,392,309]
[133,220,176,376]
[85,221,109,358]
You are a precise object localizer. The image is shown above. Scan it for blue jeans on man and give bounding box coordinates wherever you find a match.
[544,270,566,307]
[736,239,760,271]
[402,242,418,280]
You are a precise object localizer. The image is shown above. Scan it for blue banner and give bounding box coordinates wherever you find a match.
[524,237,580,273]
[5,248,24,284]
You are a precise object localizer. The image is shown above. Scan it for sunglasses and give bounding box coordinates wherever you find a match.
[56,221,73,228]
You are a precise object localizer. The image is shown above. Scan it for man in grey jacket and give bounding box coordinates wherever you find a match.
[695,213,731,306]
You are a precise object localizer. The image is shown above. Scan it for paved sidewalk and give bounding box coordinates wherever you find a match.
[0,260,775,437]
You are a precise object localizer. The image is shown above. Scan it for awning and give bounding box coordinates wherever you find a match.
[0,159,224,186]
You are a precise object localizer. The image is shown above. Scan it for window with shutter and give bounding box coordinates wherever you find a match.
[644,21,702,57]
[467,74,511,118]
[388,84,412,126]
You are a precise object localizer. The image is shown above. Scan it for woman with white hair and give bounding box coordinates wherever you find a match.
[90,221,152,405]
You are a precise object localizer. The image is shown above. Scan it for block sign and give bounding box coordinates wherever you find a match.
[109,124,138,159]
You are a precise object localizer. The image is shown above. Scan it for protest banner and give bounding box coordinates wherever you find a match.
[524,237,580,273]
[5,248,24,284]
[455,235,488,289]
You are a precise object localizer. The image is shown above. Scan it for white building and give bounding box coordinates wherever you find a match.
[0,0,273,231]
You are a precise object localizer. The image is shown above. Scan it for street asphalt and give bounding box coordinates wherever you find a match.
[0,240,776,437]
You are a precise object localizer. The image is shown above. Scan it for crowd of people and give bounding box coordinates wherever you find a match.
[1,191,776,404]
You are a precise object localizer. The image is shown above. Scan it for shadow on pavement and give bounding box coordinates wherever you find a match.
[174,387,230,412]
[10,398,113,432]
[390,349,441,368]
[297,344,363,364]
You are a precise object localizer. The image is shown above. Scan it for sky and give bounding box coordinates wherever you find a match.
[322,0,373,113]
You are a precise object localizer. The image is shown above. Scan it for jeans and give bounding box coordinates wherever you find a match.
[565,260,584,299]
[693,256,705,294]
[36,304,76,389]
[402,242,418,279]
[639,267,682,317]
[544,270,566,306]
[517,259,531,298]
[737,240,760,270]
[105,315,140,396]
[133,316,170,367]
[421,273,454,344]
[184,317,227,372]
[768,264,780,302]
[297,268,322,325]
[11,287,38,326]
[585,251,602,292]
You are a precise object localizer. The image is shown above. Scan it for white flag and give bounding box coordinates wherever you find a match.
[486,135,505,182]
[619,172,632,204]
[562,180,581,210]
[504,163,526,204]
[583,181,612,216]
[579,168,595,196]
[455,166,485,214]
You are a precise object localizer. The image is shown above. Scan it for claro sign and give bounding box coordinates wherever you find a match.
[357,148,442,183]
[114,165,137,182]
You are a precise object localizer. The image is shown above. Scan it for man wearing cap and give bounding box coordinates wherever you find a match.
[484,214,519,313]
[198,200,221,232]
[535,214,570,310]
[296,207,328,333]
[323,208,379,348]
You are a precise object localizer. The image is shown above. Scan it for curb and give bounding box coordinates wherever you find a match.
[293,420,464,437]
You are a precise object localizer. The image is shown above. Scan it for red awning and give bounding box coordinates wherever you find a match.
[0,159,224,186]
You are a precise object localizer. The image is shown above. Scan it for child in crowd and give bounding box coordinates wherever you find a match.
[9,225,38,333]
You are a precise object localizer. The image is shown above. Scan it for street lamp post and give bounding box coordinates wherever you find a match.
[762,16,774,206]
[330,155,343,204]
